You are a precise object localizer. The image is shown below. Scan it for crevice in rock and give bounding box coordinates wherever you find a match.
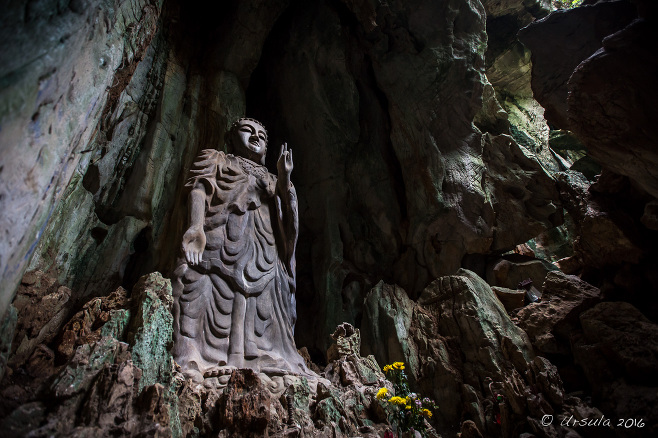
[122,226,151,293]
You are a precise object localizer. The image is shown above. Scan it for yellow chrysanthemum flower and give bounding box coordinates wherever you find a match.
[383,365,392,372]
[376,388,388,400]
[422,408,432,418]
[405,405,411,410]
[392,361,405,369]
[388,396,406,405]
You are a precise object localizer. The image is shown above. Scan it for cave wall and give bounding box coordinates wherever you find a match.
[4,1,658,435]
[0,0,166,319]
[0,0,290,314]
[519,0,658,198]
[518,0,658,315]
[1,0,564,356]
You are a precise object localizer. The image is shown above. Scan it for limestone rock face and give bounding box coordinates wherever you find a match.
[516,270,601,356]
[217,369,276,436]
[486,254,559,290]
[0,305,17,382]
[518,1,637,130]
[519,0,658,199]
[574,302,658,437]
[7,271,71,372]
[3,0,657,436]
[553,170,658,320]
[419,270,534,378]
[361,282,416,380]
[249,0,564,353]
[359,269,602,436]
[0,0,166,320]
[0,272,178,437]
[0,0,566,365]
[0,273,407,437]
[517,3,658,327]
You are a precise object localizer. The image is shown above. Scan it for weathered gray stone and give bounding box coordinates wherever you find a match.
[218,369,277,435]
[359,267,602,436]
[0,0,165,320]
[573,301,658,437]
[3,0,651,435]
[555,170,645,270]
[527,356,564,407]
[518,1,637,130]
[56,286,129,361]
[128,272,174,392]
[9,271,71,370]
[486,255,559,291]
[419,269,534,380]
[79,360,137,430]
[578,302,658,383]
[491,286,525,312]
[0,402,47,438]
[520,1,658,200]
[516,270,600,355]
[51,336,131,399]
[567,17,658,199]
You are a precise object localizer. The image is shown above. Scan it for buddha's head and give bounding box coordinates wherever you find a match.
[226,118,268,165]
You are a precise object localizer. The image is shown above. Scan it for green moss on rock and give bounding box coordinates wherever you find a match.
[127,272,181,437]
[128,272,174,391]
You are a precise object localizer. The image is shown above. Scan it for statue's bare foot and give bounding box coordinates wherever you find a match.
[204,365,236,378]
[182,369,204,383]
[260,366,290,376]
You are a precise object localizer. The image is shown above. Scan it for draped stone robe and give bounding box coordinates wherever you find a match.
[172,149,309,376]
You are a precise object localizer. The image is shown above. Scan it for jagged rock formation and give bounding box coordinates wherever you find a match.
[360,269,611,437]
[519,0,658,197]
[518,0,658,318]
[0,274,404,437]
[1,0,658,436]
[0,268,617,438]
[0,0,567,357]
[0,272,177,437]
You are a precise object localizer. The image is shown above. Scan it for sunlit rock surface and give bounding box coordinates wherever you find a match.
[520,0,658,198]
[1,0,657,435]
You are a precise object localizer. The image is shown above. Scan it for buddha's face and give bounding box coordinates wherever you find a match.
[231,119,267,164]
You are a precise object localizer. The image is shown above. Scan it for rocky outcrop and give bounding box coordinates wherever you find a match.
[3,270,653,437]
[574,302,658,437]
[486,254,559,291]
[0,271,408,437]
[0,0,166,321]
[360,269,602,436]
[0,272,179,437]
[481,0,566,176]
[516,270,601,356]
[555,171,645,270]
[3,1,657,437]
[551,170,658,321]
[4,267,608,437]
[518,1,637,130]
[0,305,17,382]
[519,0,658,199]
[0,0,570,366]
[517,2,658,331]
[6,271,71,372]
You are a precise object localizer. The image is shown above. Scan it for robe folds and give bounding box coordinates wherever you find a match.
[172,149,309,376]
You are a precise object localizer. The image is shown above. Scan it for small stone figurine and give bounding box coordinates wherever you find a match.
[171,118,311,382]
